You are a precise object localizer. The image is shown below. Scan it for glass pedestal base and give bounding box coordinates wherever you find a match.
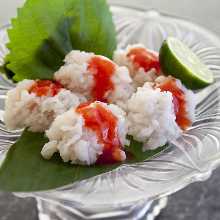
[37,197,168,220]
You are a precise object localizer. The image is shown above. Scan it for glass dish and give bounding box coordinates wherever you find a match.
[0,5,220,220]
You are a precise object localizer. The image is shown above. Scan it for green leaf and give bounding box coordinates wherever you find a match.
[0,65,5,74]
[6,0,116,81]
[0,131,166,192]
[0,63,15,80]
[126,136,167,162]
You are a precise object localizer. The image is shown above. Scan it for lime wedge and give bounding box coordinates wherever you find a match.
[159,37,214,89]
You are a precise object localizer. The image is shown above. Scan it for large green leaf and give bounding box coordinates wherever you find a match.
[6,0,116,81]
[0,65,4,74]
[0,131,166,192]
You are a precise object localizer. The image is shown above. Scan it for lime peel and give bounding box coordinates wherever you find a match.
[159,37,214,89]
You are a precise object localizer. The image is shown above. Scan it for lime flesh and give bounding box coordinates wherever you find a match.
[159,37,214,89]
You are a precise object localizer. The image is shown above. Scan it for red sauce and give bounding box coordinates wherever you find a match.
[76,102,124,164]
[87,56,115,102]
[29,80,62,97]
[127,47,160,73]
[157,78,191,130]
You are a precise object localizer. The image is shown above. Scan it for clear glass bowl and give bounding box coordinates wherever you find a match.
[0,5,220,220]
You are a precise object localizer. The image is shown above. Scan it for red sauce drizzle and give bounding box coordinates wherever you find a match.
[87,56,115,102]
[29,80,62,97]
[76,102,124,164]
[158,78,191,130]
[127,47,160,73]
